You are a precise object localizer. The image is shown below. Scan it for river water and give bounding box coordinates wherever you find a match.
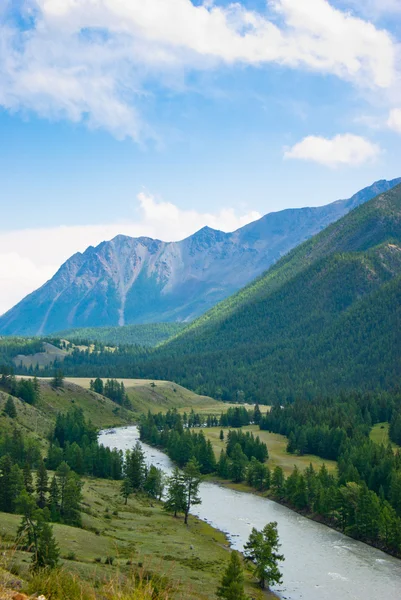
[99,426,401,600]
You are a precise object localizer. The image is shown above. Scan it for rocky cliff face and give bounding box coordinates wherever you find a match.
[1,178,400,335]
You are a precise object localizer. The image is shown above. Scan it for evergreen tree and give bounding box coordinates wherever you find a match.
[23,463,34,494]
[229,443,248,483]
[62,472,82,526]
[217,551,248,600]
[34,520,60,571]
[271,466,285,498]
[144,465,165,499]
[36,460,48,509]
[253,404,262,425]
[0,454,15,513]
[126,442,146,491]
[182,458,202,525]
[220,430,225,441]
[164,467,186,518]
[244,522,284,590]
[49,476,61,521]
[121,476,133,505]
[217,450,230,479]
[51,369,64,389]
[4,396,17,418]
[17,502,59,572]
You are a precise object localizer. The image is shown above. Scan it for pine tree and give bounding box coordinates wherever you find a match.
[121,476,133,505]
[217,551,248,600]
[49,476,61,521]
[244,522,284,590]
[126,442,146,491]
[4,396,17,418]
[23,463,34,494]
[182,458,202,525]
[62,472,82,526]
[36,460,48,509]
[51,369,64,389]
[34,520,60,571]
[220,430,225,441]
[164,467,186,517]
[144,465,164,499]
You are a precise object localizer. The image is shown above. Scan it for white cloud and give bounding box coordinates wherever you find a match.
[342,0,401,18]
[0,193,261,316]
[387,108,401,133]
[0,0,397,140]
[284,133,381,167]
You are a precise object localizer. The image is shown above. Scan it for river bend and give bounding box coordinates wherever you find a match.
[99,426,401,600]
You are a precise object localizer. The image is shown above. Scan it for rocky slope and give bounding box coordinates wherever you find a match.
[1,178,400,335]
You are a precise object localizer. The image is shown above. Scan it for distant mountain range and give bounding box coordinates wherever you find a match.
[1,177,400,336]
[138,181,401,401]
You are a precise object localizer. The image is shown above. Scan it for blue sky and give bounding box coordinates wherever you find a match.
[1,0,401,314]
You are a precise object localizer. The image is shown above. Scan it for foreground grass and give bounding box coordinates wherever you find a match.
[0,477,273,600]
[203,425,337,476]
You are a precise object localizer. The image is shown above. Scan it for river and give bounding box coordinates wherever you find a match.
[99,426,401,600]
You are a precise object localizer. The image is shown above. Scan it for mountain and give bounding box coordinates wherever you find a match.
[132,182,401,402]
[1,178,400,336]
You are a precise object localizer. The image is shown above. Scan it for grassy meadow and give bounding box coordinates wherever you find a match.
[0,476,272,600]
[370,422,400,450]
[203,425,337,476]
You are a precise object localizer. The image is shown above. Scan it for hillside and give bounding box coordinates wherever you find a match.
[56,322,185,347]
[0,379,135,436]
[131,183,401,402]
[1,178,399,336]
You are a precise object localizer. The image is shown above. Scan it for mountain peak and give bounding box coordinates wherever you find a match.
[1,177,400,334]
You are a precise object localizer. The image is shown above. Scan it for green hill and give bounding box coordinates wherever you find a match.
[135,183,401,402]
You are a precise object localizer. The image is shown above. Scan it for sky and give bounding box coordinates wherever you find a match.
[1,0,401,315]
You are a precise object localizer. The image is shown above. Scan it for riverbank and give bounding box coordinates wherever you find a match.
[104,426,401,600]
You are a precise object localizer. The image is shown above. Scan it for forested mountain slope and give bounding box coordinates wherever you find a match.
[56,322,185,347]
[133,183,401,402]
[1,178,399,335]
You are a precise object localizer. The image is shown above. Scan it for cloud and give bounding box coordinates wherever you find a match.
[283,133,381,167]
[387,108,401,133]
[0,0,397,140]
[342,0,401,18]
[0,193,261,316]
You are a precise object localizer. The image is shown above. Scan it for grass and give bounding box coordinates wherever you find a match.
[203,425,337,476]
[370,422,400,450]
[0,476,273,600]
[0,379,137,458]
[61,378,225,417]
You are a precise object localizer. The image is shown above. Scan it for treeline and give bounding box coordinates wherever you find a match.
[139,409,269,485]
[90,377,131,408]
[259,390,401,554]
[140,410,216,474]
[0,368,40,405]
[47,408,124,479]
[181,405,262,429]
[0,422,81,526]
[270,462,401,555]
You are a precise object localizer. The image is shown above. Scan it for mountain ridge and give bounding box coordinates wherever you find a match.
[132,182,401,401]
[1,177,400,335]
